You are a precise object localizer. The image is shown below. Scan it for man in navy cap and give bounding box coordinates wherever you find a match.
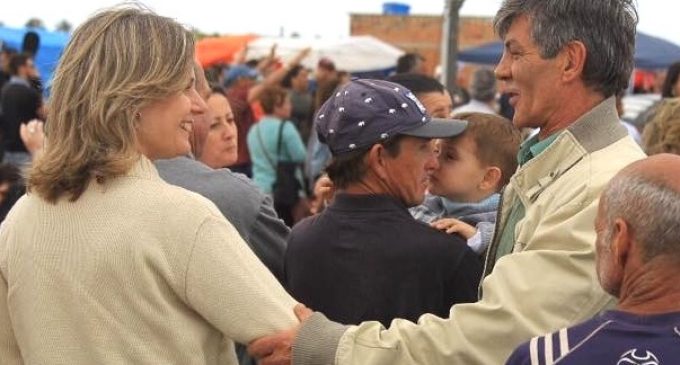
[283,79,482,327]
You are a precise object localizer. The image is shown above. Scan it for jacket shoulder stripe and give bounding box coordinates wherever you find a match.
[544,333,554,365]
[529,336,541,365]
[558,328,569,358]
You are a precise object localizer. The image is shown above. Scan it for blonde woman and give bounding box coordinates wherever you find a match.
[0,7,298,364]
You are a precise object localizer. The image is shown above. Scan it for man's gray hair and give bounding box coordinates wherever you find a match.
[494,0,638,98]
[602,174,680,262]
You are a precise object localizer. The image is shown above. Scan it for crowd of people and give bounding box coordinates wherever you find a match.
[1,0,680,364]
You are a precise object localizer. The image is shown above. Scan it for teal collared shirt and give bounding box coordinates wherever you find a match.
[518,132,561,166]
[495,131,561,262]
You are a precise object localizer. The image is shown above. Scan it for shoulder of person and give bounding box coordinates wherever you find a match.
[407,218,469,252]
[288,212,320,237]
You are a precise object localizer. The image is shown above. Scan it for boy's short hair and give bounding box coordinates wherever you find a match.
[449,112,522,189]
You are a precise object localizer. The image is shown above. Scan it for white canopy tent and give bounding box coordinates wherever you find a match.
[246,35,405,73]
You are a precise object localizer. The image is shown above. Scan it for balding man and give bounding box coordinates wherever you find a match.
[506,154,680,364]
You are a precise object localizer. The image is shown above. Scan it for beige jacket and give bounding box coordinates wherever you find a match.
[293,97,646,365]
[0,157,297,364]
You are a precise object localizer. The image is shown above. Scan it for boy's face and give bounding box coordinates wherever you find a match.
[427,135,489,202]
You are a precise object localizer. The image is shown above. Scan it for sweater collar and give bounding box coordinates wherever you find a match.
[125,155,161,181]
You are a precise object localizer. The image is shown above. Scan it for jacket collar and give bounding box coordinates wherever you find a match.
[510,97,628,204]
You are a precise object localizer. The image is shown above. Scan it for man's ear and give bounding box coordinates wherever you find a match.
[479,166,502,193]
[611,218,633,269]
[561,40,587,83]
[366,144,390,180]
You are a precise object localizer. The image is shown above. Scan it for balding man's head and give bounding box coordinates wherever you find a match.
[603,154,680,260]
[596,154,680,295]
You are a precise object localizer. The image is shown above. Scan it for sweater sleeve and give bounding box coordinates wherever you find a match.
[184,214,298,345]
[471,221,495,254]
[0,269,22,364]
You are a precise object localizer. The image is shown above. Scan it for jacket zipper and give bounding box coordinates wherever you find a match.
[478,186,506,299]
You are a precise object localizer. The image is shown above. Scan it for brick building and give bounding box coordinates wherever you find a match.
[350,14,496,84]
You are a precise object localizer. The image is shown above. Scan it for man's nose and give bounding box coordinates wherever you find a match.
[494,52,511,81]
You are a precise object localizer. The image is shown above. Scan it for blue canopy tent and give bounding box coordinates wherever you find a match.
[458,32,680,70]
[0,26,69,93]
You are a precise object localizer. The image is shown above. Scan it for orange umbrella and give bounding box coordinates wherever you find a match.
[196,34,259,68]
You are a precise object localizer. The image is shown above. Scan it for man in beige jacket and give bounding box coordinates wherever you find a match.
[248,0,646,364]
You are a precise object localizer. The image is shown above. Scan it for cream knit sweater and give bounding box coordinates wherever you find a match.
[0,158,298,364]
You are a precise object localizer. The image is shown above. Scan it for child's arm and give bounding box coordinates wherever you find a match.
[430,218,476,238]
[431,219,495,255]
[470,222,495,254]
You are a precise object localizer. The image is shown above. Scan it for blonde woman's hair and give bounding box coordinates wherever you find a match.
[28,5,195,203]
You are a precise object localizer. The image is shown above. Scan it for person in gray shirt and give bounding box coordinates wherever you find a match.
[155,62,288,282]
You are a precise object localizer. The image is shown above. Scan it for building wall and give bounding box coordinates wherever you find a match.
[350,14,496,84]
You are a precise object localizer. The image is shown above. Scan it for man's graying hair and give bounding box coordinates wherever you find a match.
[494,0,638,97]
[602,174,680,263]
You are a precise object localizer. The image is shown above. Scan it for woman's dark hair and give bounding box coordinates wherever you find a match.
[662,62,680,98]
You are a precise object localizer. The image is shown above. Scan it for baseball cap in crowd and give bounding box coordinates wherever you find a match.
[224,65,259,86]
[315,79,467,155]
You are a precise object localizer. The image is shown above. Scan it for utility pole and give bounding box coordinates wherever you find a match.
[441,0,466,92]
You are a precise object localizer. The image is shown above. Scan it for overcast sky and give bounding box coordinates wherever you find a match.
[2,0,677,46]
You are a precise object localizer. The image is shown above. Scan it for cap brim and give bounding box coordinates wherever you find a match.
[401,118,467,138]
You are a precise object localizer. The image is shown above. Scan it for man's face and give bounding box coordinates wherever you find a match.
[594,198,621,297]
[494,15,564,130]
[0,52,10,71]
[381,136,438,207]
[292,68,309,92]
[21,58,39,79]
[418,90,453,118]
[315,67,336,86]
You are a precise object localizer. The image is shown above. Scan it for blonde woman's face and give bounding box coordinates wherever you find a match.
[136,73,207,160]
[200,93,238,168]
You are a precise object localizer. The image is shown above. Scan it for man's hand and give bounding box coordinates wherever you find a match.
[310,175,335,214]
[19,119,45,158]
[248,304,313,365]
[431,217,477,239]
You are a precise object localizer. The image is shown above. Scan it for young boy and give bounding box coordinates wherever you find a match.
[411,112,521,254]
